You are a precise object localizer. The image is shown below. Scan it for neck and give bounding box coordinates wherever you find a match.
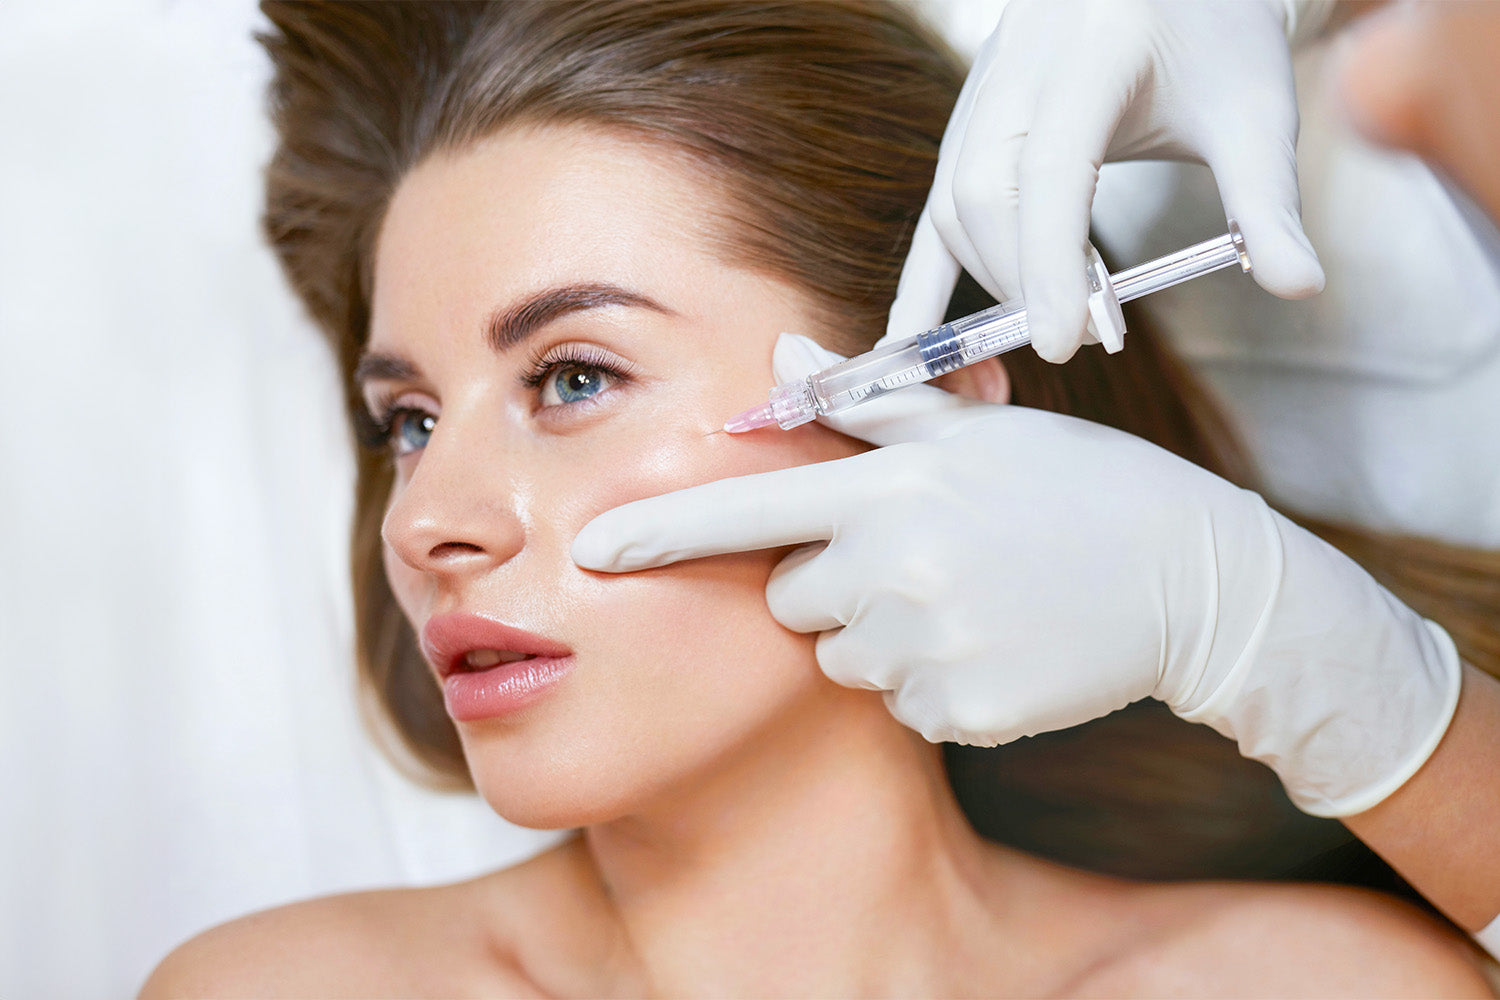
[580,684,1023,995]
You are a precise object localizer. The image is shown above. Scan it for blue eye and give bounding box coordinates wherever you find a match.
[521,344,636,412]
[389,408,436,455]
[540,364,615,407]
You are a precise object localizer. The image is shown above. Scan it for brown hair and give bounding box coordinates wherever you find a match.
[260,0,966,786]
[259,1,1497,884]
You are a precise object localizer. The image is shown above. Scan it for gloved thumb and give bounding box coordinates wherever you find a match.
[1210,146,1325,299]
[772,333,995,447]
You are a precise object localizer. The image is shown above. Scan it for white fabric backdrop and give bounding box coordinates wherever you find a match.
[0,4,556,997]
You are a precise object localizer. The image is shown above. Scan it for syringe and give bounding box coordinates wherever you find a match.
[724,222,1253,433]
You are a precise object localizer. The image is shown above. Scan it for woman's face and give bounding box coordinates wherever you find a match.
[367,126,866,827]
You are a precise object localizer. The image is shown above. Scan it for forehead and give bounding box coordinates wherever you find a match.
[369,126,733,347]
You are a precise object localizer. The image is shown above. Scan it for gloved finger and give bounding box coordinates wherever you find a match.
[944,38,1041,311]
[770,332,847,382]
[882,670,1036,749]
[1014,47,1135,363]
[882,206,963,345]
[880,684,975,746]
[764,540,857,635]
[771,334,996,447]
[922,56,1010,302]
[1207,140,1325,299]
[814,626,896,692]
[570,458,860,572]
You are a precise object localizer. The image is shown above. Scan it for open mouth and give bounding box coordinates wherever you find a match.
[421,613,575,721]
[420,612,573,692]
[457,649,536,672]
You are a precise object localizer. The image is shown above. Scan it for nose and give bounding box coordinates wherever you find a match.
[380,422,526,581]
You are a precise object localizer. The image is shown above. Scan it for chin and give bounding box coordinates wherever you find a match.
[447,583,833,830]
[456,721,656,830]
[474,787,611,832]
[465,754,655,831]
[456,671,823,830]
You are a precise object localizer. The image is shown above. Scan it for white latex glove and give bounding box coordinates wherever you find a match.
[572,334,1459,818]
[891,0,1326,361]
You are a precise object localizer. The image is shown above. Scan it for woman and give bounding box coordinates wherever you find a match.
[142,2,1491,994]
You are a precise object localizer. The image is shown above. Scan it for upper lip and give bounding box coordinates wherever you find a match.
[420,612,573,679]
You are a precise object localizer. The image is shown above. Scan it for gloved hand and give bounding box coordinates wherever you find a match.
[891,0,1327,361]
[572,334,1459,818]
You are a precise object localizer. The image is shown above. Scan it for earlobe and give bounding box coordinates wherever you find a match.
[932,358,1009,405]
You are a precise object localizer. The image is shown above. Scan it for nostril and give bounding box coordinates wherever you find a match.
[428,541,485,560]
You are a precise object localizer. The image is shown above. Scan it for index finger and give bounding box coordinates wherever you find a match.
[570,456,862,572]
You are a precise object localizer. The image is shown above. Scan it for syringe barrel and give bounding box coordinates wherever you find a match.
[760,226,1248,429]
[805,336,931,414]
[931,299,1029,366]
[803,298,1030,419]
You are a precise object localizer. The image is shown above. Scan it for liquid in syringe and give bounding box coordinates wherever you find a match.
[725,223,1251,433]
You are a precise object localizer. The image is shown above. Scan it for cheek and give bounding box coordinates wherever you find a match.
[379,474,443,630]
[382,528,418,618]
[543,394,864,537]
[587,549,805,691]
[381,524,411,611]
[531,405,858,700]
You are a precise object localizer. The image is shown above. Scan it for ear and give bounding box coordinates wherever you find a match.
[931,357,1009,404]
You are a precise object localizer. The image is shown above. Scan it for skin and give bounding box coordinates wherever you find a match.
[1337,1,1500,224]
[1345,664,1500,933]
[1330,2,1500,938]
[139,126,1491,998]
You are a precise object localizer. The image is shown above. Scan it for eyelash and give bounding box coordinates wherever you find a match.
[519,342,637,397]
[355,344,637,453]
[355,393,429,454]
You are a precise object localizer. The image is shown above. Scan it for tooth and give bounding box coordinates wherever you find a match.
[465,650,503,668]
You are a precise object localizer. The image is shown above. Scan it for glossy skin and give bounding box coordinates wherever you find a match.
[140,126,1491,998]
[369,126,869,831]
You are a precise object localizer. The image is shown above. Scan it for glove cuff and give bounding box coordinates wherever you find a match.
[1293,619,1461,817]
[1176,512,1463,818]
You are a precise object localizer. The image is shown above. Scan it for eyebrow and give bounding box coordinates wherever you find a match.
[352,352,418,390]
[486,282,672,352]
[353,281,673,391]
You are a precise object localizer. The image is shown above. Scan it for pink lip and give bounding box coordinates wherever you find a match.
[420,613,575,723]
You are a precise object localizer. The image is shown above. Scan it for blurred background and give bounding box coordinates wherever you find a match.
[0,5,558,997]
[2,1,1495,996]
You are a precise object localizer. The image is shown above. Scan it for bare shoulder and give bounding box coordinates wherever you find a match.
[137,882,522,999]
[1082,881,1493,998]
[137,842,594,999]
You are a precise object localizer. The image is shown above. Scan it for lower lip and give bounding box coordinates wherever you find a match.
[442,656,574,723]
